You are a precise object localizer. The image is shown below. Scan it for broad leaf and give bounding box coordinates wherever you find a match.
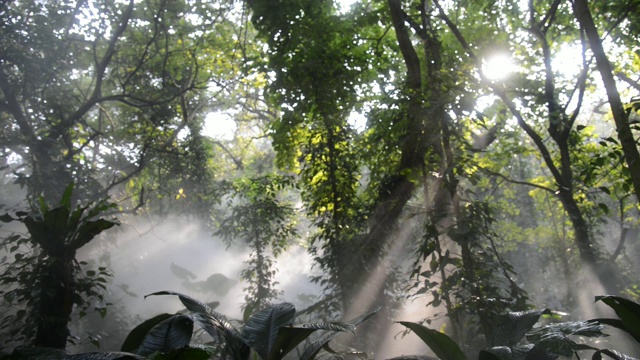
[121,313,174,352]
[300,306,379,360]
[135,314,194,356]
[6,346,68,359]
[60,182,74,210]
[526,321,606,357]
[398,322,467,360]
[595,295,640,342]
[479,347,509,360]
[268,322,356,360]
[524,345,557,360]
[70,218,118,250]
[145,291,249,360]
[491,309,550,346]
[242,302,295,360]
[592,349,639,360]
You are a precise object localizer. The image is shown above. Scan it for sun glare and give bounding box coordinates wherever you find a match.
[482,53,517,81]
[204,112,237,140]
[337,0,358,13]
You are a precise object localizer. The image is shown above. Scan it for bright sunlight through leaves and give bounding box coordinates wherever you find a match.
[482,53,518,80]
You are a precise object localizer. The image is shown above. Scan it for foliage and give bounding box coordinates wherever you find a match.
[0,291,378,360]
[214,175,298,312]
[411,200,529,350]
[0,0,246,217]
[0,183,118,349]
[2,0,640,357]
[401,295,640,360]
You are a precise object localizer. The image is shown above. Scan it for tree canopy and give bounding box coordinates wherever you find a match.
[1,0,640,357]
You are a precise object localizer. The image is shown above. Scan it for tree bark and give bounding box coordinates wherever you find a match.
[573,0,640,205]
[556,188,623,294]
[34,256,75,349]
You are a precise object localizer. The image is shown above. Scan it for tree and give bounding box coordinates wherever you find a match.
[0,0,238,215]
[432,0,633,293]
[215,175,298,313]
[0,183,117,349]
[249,0,528,350]
[573,0,640,206]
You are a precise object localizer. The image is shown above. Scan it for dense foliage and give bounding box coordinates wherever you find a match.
[1,0,640,358]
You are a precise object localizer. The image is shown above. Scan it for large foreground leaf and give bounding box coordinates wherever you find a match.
[526,321,604,357]
[145,291,249,360]
[135,314,194,356]
[491,309,550,346]
[595,295,640,342]
[398,322,467,360]
[121,313,174,352]
[268,322,356,360]
[242,303,296,360]
[592,349,639,360]
[4,348,144,360]
[299,306,379,360]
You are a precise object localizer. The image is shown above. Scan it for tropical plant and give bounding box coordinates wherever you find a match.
[411,200,530,351]
[0,183,118,349]
[214,175,298,314]
[1,291,379,360]
[400,295,640,360]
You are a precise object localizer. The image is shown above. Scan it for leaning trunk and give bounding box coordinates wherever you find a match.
[573,0,640,205]
[556,189,623,294]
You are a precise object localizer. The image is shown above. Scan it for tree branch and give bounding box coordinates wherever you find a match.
[573,0,640,205]
[387,0,422,90]
[482,168,555,193]
[434,0,566,187]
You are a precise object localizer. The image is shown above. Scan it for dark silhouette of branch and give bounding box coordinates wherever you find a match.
[482,168,555,193]
[617,72,640,92]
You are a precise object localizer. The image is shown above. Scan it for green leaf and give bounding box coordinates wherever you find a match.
[242,302,295,360]
[60,182,75,210]
[595,295,640,342]
[144,291,249,360]
[70,218,118,250]
[268,322,356,360]
[589,318,628,332]
[398,322,467,360]
[592,349,639,360]
[598,203,610,215]
[526,321,605,357]
[135,314,194,356]
[491,309,551,346]
[121,313,174,352]
[300,306,379,360]
[268,327,319,360]
[599,186,611,195]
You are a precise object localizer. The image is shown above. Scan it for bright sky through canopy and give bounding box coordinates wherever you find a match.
[337,0,358,13]
[482,53,518,80]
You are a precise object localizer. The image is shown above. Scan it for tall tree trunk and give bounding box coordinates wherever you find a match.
[573,0,640,205]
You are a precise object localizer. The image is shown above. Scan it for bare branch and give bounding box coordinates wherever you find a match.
[482,168,555,193]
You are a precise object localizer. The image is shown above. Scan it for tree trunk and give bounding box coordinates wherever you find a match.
[573,0,640,205]
[556,188,623,294]
[34,256,75,349]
